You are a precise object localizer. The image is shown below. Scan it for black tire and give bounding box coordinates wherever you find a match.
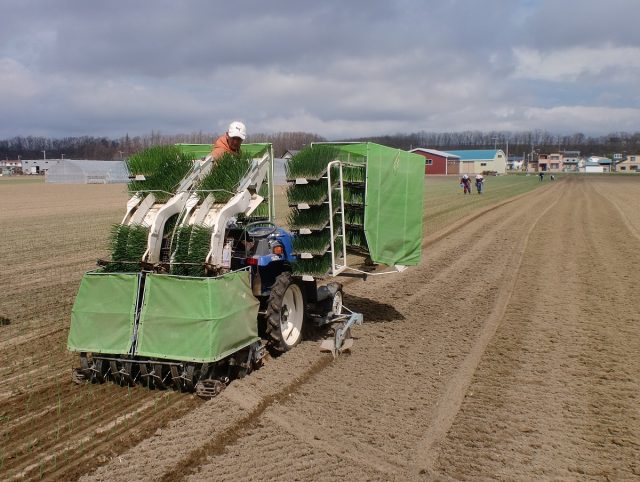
[266,272,306,352]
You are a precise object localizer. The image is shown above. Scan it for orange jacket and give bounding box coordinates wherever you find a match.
[210,134,240,160]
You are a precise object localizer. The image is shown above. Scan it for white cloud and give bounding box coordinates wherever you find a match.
[0,58,42,101]
[512,45,640,82]
[522,105,640,133]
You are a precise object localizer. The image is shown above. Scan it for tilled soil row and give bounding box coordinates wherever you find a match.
[433,176,640,480]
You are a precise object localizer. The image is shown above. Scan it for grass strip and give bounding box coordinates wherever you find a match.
[127,145,195,203]
[287,204,336,230]
[345,209,365,226]
[104,223,149,272]
[170,224,213,276]
[286,184,340,206]
[346,229,369,250]
[343,187,365,205]
[342,165,366,183]
[170,226,193,276]
[292,253,333,277]
[196,151,254,202]
[285,145,342,180]
[292,230,332,255]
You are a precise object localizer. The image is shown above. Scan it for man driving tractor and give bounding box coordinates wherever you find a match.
[211,121,246,161]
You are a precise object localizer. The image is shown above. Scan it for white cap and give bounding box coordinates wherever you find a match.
[227,121,246,140]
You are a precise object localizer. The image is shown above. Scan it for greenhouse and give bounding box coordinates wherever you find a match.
[45,160,129,184]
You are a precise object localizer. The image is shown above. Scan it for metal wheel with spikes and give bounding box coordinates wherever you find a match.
[93,358,106,383]
[109,361,120,384]
[120,361,136,386]
[153,363,168,389]
[170,365,182,391]
[139,363,152,388]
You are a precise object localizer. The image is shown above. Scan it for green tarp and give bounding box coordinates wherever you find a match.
[68,271,260,363]
[135,271,259,362]
[327,143,425,266]
[68,273,138,354]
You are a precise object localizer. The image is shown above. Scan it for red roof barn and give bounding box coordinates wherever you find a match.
[409,148,461,175]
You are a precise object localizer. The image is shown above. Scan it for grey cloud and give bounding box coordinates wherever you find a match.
[1,0,639,138]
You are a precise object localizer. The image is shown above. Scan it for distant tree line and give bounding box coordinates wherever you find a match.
[0,131,327,161]
[357,130,640,159]
[2,129,639,161]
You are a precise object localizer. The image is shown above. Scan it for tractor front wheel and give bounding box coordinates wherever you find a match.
[266,272,306,352]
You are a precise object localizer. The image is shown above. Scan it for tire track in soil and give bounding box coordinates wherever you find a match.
[83,183,561,481]
[590,178,640,243]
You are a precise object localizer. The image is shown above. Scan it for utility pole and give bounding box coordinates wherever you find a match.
[506,140,509,164]
[531,145,535,171]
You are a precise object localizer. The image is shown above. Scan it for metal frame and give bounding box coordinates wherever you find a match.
[326,160,349,276]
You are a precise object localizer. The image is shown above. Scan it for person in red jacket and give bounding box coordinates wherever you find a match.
[210,121,246,161]
[460,174,472,194]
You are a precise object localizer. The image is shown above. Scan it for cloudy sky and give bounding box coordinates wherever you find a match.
[1,0,639,139]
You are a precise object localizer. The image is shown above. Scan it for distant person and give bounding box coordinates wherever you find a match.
[475,174,484,194]
[460,174,472,194]
[550,174,555,181]
[539,171,544,181]
[210,121,246,161]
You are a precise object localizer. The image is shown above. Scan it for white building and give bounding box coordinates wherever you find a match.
[45,160,129,184]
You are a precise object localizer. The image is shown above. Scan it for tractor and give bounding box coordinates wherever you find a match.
[68,142,423,398]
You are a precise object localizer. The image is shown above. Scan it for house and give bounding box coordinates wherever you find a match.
[0,159,21,175]
[444,149,507,175]
[525,150,583,173]
[281,150,299,161]
[409,148,461,175]
[22,159,57,174]
[586,156,612,173]
[45,160,129,184]
[560,151,581,172]
[0,159,22,168]
[538,153,563,172]
[616,154,640,173]
[507,155,524,171]
[583,160,604,173]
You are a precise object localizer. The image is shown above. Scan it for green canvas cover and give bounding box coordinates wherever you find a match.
[328,143,424,266]
[362,144,424,266]
[175,143,270,159]
[135,271,259,362]
[67,272,138,354]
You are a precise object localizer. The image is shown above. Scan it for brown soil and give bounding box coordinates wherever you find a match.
[1,176,639,481]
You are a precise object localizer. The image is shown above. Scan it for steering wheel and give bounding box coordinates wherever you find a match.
[245,221,278,239]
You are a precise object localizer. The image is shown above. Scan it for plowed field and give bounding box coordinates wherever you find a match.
[1,175,638,481]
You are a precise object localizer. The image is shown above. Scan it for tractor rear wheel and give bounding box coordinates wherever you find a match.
[266,272,306,352]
